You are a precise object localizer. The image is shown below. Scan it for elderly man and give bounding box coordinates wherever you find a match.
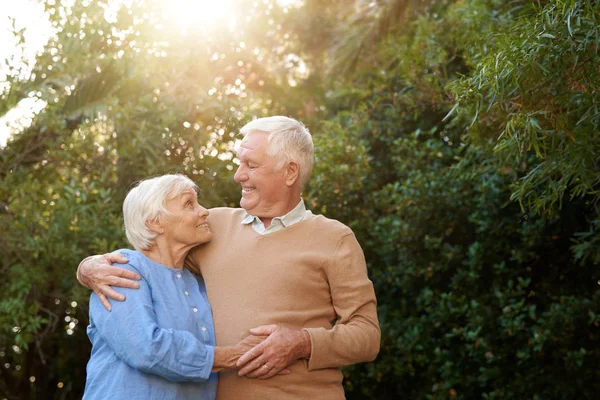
[77,116,380,399]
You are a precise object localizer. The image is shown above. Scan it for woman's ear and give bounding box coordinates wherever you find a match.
[146,218,164,234]
[284,161,300,187]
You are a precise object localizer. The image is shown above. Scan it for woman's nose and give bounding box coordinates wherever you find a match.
[198,206,209,217]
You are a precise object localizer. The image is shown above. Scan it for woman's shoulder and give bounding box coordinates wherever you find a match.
[111,249,149,276]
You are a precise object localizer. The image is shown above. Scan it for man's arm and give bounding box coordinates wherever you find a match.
[77,252,141,311]
[237,232,381,378]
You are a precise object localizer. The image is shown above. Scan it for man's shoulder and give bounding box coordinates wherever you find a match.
[207,207,246,221]
[307,213,354,237]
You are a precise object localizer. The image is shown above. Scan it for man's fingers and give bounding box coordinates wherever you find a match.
[276,368,291,376]
[244,362,271,378]
[103,266,140,281]
[100,285,126,302]
[245,369,265,379]
[249,324,278,336]
[258,367,283,380]
[109,276,140,289]
[105,252,129,264]
[238,361,261,376]
[236,343,264,367]
[113,267,140,281]
[97,293,112,312]
[238,355,267,376]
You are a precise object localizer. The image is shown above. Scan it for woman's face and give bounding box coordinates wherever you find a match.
[159,189,212,247]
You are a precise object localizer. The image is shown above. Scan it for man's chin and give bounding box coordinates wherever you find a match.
[240,199,256,214]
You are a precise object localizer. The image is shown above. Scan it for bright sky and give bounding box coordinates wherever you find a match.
[0,0,301,147]
[0,0,51,147]
[0,0,239,147]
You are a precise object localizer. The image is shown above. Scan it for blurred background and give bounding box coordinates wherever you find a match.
[1,0,599,398]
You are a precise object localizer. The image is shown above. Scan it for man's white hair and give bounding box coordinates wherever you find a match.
[240,116,314,187]
[123,174,198,251]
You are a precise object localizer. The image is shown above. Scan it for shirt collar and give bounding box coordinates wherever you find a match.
[241,199,306,227]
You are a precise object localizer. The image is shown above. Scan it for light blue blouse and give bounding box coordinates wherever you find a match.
[83,249,218,400]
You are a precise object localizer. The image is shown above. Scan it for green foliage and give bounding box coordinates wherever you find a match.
[307,1,600,398]
[447,0,600,262]
[0,0,285,397]
[1,0,599,399]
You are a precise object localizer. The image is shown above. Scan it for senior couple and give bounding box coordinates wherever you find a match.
[79,116,380,399]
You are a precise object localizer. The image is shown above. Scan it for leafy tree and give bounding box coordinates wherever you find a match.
[305,0,600,398]
[0,0,322,397]
[1,0,599,399]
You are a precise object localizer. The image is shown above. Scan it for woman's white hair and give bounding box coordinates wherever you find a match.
[240,116,314,187]
[123,174,198,251]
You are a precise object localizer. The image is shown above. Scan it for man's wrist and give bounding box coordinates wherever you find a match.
[76,256,95,287]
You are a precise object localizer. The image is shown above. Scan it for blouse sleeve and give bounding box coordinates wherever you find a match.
[88,263,214,382]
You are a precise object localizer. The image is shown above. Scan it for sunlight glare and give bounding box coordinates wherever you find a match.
[164,0,234,30]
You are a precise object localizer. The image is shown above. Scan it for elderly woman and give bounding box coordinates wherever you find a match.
[83,174,261,400]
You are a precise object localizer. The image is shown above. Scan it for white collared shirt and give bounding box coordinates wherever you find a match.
[241,199,313,235]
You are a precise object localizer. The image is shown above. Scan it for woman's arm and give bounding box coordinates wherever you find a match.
[89,264,214,383]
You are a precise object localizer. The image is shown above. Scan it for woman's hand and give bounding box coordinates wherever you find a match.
[233,333,268,358]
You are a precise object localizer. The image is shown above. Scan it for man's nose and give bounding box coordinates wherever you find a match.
[234,165,247,182]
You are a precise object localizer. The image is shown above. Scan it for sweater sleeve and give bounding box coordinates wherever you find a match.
[304,232,381,370]
[88,263,214,382]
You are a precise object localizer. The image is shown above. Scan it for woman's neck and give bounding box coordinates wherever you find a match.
[141,240,192,270]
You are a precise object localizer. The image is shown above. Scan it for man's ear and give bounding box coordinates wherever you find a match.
[146,218,164,234]
[284,161,300,187]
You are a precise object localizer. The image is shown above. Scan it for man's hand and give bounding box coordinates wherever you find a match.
[236,325,311,379]
[214,334,291,375]
[76,253,141,311]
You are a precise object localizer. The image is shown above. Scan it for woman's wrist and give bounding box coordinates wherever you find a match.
[212,346,238,372]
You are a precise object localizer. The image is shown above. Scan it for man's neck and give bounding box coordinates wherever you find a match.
[260,217,273,228]
[256,198,303,228]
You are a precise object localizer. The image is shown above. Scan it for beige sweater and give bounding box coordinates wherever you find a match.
[189,207,380,400]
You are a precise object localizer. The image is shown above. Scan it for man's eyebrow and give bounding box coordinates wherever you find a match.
[237,148,254,161]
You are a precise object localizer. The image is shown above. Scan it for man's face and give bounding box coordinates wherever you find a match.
[233,130,288,218]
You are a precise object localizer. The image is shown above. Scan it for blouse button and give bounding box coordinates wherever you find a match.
[177,273,182,278]
[184,291,189,296]
[193,307,198,313]
[201,327,207,332]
